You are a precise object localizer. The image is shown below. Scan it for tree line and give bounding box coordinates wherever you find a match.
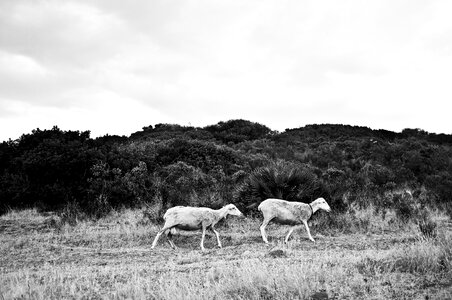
[1,120,451,219]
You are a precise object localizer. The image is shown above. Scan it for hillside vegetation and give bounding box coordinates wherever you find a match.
[1,120,452,221]
[2,120,452,299]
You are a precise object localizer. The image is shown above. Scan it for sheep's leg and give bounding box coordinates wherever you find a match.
[211,226,222,248]
[260,218,272,244]
[151,229,165,249]
[151,224,173,249]
[166,230,177,249]
[303,220,315,242]
[285,226,300,243]
[200,225,207,251]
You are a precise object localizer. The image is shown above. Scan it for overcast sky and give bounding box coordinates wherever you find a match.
[1,0,451,141]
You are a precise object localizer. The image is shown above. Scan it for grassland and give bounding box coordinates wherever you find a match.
[1,208,452,300]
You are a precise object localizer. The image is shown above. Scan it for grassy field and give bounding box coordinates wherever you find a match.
[1,208,452,299]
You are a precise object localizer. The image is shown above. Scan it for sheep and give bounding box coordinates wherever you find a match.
[258,197,331,244]
[151,204,243,251]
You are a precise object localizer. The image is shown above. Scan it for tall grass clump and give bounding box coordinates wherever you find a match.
[58,200,86,227]
[391,191,419,223]
[0,207,44,221]
[358,232,452,276]
[417,210,438,239]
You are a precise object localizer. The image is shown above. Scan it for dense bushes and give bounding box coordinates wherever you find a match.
[204,119,274,144]
[0,127,98,212]
[1,122,451,219]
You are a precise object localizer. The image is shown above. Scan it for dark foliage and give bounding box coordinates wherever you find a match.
[153,138,246,175]
[1,122,451,219]
[129,123,214,141]
[204,119,274,144]
[0,127,99,213]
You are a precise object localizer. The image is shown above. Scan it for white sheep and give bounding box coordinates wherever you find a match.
[258,198,331,243]
[151,204,243,251]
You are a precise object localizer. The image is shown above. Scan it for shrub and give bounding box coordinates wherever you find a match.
[417,210,437,239]
[418,219,437,239]
[320,167,350,212]
[157,161,217,208]
[204,119,273,144]
[234,160,322,214]
[141,199,164,224]
[86,162,124,216]
[390,190,420,223]
[58,201,85,226]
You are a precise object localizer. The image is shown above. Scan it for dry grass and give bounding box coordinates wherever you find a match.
[1,207,452,299]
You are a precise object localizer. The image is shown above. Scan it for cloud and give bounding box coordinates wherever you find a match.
[1,0,452,141]
[0,1,128,66]
[0,51,49,77]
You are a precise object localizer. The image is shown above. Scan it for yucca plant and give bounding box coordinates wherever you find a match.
[234,160,321,214]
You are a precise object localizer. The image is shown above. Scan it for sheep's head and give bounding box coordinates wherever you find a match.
[224,204,243,216]
[314,197,332,212]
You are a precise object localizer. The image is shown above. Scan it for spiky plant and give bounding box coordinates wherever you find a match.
[234,160,320,214]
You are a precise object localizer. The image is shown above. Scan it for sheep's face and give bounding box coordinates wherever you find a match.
[226,204,243,216]
[315,198,332,212]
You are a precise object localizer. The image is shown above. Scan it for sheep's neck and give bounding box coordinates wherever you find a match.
[216,207,229,220]
[309,202,321,214]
